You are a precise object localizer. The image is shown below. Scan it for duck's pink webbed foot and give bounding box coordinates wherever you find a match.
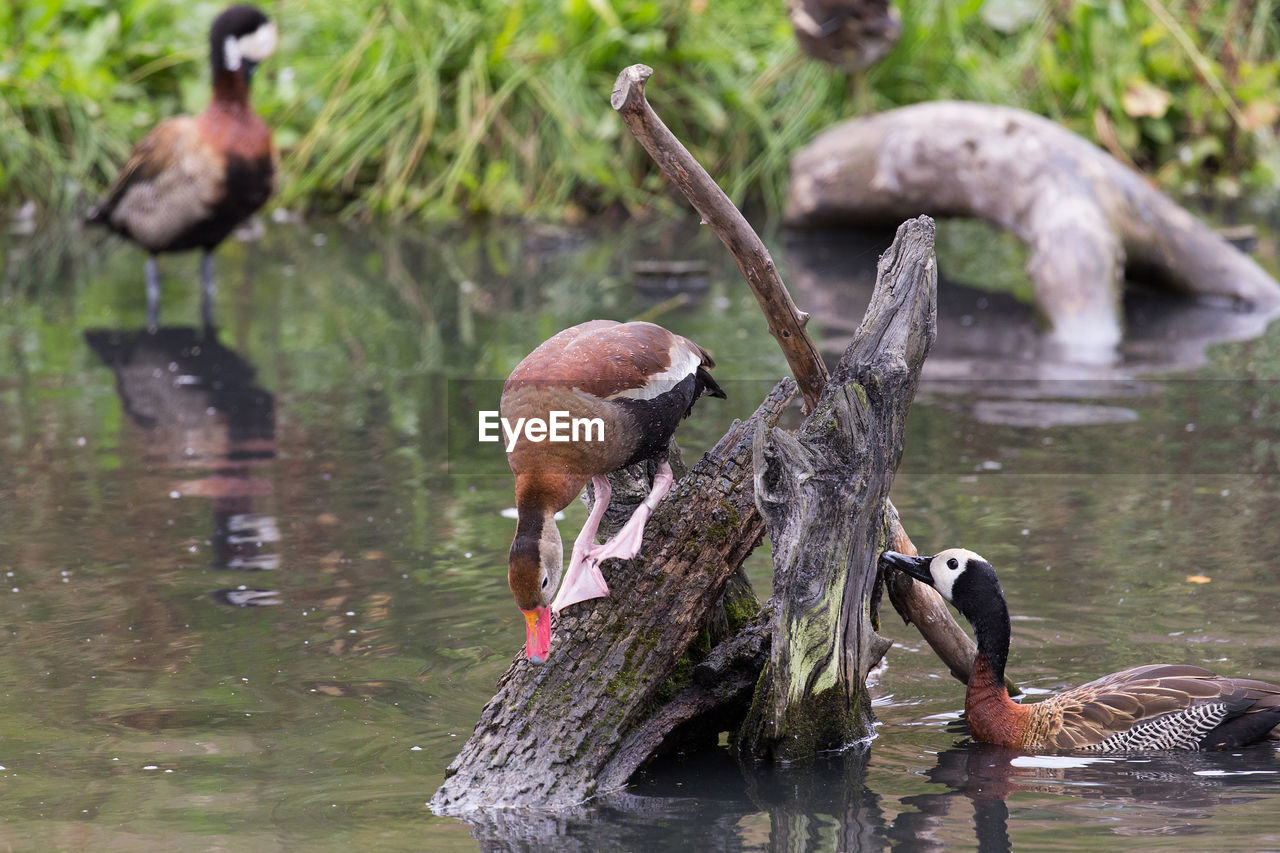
[585,461,673,564]
[551,475,614,614]
[550,462,676,614]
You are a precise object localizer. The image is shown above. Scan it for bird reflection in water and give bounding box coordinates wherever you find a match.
[85,325,281,606]
[888,740,1280,853]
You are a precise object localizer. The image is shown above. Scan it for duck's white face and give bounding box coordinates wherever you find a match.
[223,21,278,71]
[927,548,985,602]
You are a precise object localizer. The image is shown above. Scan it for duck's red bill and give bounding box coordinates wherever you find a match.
[523,606,551,664]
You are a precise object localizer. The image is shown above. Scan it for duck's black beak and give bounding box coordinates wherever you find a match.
[880,550,934,584]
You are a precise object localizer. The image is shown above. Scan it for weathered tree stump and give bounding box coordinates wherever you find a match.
[739,215,937,761]
[785,101,1280,361]
[433,216,939,813]
[433,68,976,819]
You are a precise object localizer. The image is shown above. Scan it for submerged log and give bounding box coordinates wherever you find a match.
[739,215,937,760]
[785,101,1280,360]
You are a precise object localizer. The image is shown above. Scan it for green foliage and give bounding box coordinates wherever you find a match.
[272,0,838,219]
[860,0,1280,197]
[4,0,1280,221]
[1,1,219,209]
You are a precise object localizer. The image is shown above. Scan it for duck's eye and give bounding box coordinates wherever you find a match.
[541,577,549,588]
[947,558,959,570]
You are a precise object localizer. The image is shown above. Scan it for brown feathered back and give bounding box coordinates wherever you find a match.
[504,320,714,400]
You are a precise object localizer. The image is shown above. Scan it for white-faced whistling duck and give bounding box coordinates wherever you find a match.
[86,5,278,329]
[501,320,726,663]
[881,548,1280,751]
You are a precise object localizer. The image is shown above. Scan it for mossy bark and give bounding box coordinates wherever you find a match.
[739,216,938,761]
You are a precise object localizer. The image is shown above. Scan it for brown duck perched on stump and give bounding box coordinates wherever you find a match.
[501,320,725,663]
[882,549,1280,751]
[86,5,278,329]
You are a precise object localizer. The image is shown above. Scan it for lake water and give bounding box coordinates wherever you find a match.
[2,212,1279,850]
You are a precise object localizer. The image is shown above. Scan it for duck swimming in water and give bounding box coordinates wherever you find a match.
[881,548,1280,751]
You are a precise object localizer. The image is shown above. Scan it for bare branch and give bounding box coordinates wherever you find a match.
[612,64,828,412]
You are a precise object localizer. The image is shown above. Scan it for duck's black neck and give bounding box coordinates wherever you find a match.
[959,591,1012,687]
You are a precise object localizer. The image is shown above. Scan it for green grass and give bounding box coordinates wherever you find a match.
[5,0,1280,222]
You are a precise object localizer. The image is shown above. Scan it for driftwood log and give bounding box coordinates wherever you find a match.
[739,215,937,761]
[785,100,1280,360]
